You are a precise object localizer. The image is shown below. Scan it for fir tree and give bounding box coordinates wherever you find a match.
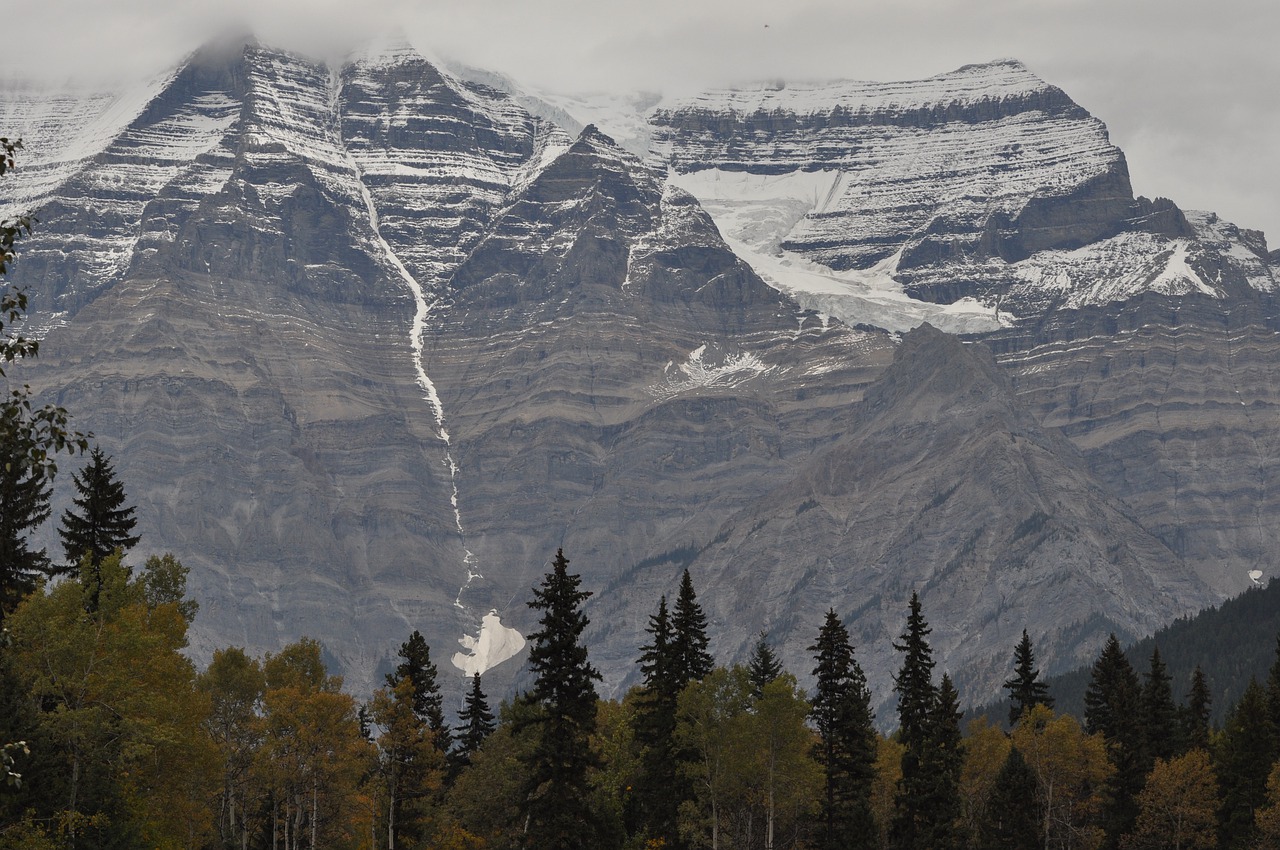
[0,447,51,623]
[633,595,684,847]
[522,548,602,850]
[919,674,964,850]
[1003,629,1052,726]
[890,591,937,850]
[57,446,139,607]
[980,746,1041,850]
[1140,646,1178,764]
[670,569,713,683]
[748,630,783,698]
[455,673,495,767]
[1084,633,1145,849]
[1182,665,1212,752]
[387,629,452,756]
[808,609,877,850]
[1216,677,1274,847]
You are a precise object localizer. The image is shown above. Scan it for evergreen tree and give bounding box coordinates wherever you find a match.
[748,630,783,699]
[57,446,139,609]
[808,609,877,850]
[455,672,495,768]
[633,595,683,846]
[1003,629,1052,726]
[890,591,938,850]
[0,446,51,623]
[522,548,602,850]
[1216,677,1275,847]
[386,630,452,756]
[1140,646,1178,764]
[1084,633,1146,849]
[1265,636,1280,765]
[919,673,964,850]
[670,569,713,683]
[1182,665,1212,752]
[0,139,88,622]
[980,746,1041,850]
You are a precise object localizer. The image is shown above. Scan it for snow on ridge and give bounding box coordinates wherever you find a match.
[658,58,1056,118]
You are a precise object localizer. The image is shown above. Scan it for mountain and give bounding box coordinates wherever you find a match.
[5,42,1272,711]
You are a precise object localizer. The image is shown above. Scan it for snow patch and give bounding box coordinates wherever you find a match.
[452,610,526,676]
[652,343,775,399]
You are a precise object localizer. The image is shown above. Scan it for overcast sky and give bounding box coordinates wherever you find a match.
[5,0,1277,244]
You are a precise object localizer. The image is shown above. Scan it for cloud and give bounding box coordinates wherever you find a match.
[5,0,1278,241]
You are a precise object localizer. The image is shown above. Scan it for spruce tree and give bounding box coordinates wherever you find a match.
[1084,633,1146,849]
[455,673,495,767]
[1140,646,1178,764]
[0,448,51,623]
[522,548,602,850]
[1003,629,1052,726]
[920,674,964,850]
[748,630,784,698]
[633,595,683,847]
[670,569,713,683]
[808,609,877,850]
[387,630,452,755]
[1216,677,1274,847]
[58,446,139,572]
[980,747,1041,850]
[890,591,938,850]
[1182,665,1212,752]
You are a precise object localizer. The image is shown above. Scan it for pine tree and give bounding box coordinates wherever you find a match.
[808,609,877,850]
[57,446,139,580]
[455,673,495,768]
[387,629,452,756]
[748,631,784,699]
[0,446,51,623]
[1003,629,1052,726]
[1141,646,1178,764]
[980,747,1041,850]
[670,569,713,683]
[1084,633,1145,849]
[1182,665,1212,752]
[890,591,937,850]
[522,548,602,850]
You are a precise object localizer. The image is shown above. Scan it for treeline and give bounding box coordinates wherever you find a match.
[10,537,1280,850]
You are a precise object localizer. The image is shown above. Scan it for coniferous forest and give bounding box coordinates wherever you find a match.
[8,144,1280,850]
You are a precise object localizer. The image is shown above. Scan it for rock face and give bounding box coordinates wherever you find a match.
[5,43,1267,711]
[642,60,1274,323]
[593,323,1207,713]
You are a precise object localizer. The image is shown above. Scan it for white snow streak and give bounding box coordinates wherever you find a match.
[451,610,527,676]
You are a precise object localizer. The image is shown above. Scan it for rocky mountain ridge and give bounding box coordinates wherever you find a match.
[3,40,1272,712]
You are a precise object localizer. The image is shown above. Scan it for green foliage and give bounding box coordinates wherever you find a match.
[981,746,1041,850]
[57,446,140,575]
[1215,677,1274,847]
[890,592,943,850]
[670,569,713,684]
[808,608,876,850]
[1003,629,1052,726]
[5,552,217,847]
[1140,647,1177,763]
[1085,634,1147,848]
[455,672,495,768]
[387,629,452,756]
[523,548,604,849]
[747,630,784,699]
[0,138,87,624]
